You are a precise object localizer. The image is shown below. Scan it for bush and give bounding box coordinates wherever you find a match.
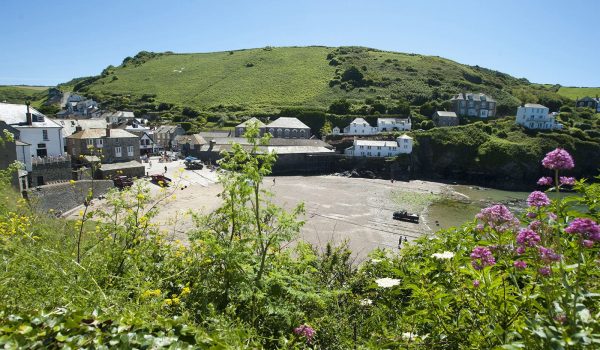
[328,99,351,115]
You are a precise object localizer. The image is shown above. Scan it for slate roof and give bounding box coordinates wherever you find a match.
[398,134,413,139]
[349,117,372,126]
[355,140,399,147]
[451,93,496,103]
[100,160,144,171]
[174,134,207,146]
[67,128,138,139]
[53,118,108,137]
[523,103,548,109]
[202,136,332,148]
[102,111,135,119]
[155,125,183,134]
[0,102,61,128]
[266,117,310,129]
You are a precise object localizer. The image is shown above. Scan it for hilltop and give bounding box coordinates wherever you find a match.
[53,46,582,118]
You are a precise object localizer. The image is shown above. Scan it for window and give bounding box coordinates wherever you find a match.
[367,146,371,149]
[95,139,103,148]
[127,146,134,156]
[115,146,122,157]
[86,139,94,146]
[42,130,49,141]
[377,146,381,150]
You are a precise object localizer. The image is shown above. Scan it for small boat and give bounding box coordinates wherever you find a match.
[393,210,419,223]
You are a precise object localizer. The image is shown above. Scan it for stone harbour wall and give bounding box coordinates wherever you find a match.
[26,180,114,215]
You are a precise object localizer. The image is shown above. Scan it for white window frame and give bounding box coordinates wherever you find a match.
[127,145,134,156]
[115,146,122,157]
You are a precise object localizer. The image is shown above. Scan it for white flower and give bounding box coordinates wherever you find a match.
[431,251,455,260]
[371,258,382,263]
[359,298,373,306]
[375,278,401,288]
[401,332,416,340]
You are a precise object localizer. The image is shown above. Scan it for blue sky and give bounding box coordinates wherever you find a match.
[1,0,598,86]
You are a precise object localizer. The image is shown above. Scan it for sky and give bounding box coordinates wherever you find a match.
[1,0,599,86]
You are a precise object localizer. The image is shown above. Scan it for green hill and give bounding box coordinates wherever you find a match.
[62,46,581,118]
[0,85,49,106]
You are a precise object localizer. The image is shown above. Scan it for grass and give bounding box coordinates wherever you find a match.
[66,46,553,115]
[557,87,600,100]
[0,85,49,105]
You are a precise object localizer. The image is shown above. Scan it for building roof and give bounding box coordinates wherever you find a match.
[66,128,138,139]
[434,111,458,117]
[523,103,548,109]
[202,136,332,148]
[155,125,184,134]
[236,117,266,128]
[355,140,399,147]
[398,134,413,139]
[53,118,108,137]
[197,131,232,139]
[266,146,334,154]
[102,111,135,119]
[349,117,371,126]
[451,93,496,103]
[174,134,207,146]
[15,140,30,146]
[266,117,310,129]
[0,102,61,128]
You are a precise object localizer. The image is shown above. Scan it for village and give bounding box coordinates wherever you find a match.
[1,91,593,255]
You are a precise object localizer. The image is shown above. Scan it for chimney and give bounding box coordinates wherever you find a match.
[26,101,32,125]
[75,126,82,132]
[106,126,111,137]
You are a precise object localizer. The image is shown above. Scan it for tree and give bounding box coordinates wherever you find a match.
[341,66,364,84]
[320,120,333,136]
[329,99,351,115]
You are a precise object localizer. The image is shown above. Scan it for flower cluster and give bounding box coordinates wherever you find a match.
[294,324,315,344]
[516,228,541,247]
[476,204,519,232]
[527,191,551,208]
[431,251,455,260]
[470,246,496,270]
[538,246,561,264]
[559,176,575,186]
[542,148,575,170]
[565,218,600,247]
[513,260,527,269]
[537,176,553,186]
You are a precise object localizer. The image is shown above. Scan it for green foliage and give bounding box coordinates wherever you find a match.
[328,99,351,115]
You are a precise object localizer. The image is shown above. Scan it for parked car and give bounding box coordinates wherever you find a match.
[150,174,172,187]
[185,160,204,170]
[393,210,419,223]
[113,175,133,189]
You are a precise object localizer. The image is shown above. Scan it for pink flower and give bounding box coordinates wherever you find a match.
[470,246,496,270]
[526,212,537,219]
[516,228,541,247]
[542,148,574,170]
[583,240,594,248]
[527,191,551,208]
[516,246,525,255]
[559,176,575,186]
[475,223,484,231]
[548,213,557,222]
[473,280,480,288]
[476,204,519,231]
[528,220,542,232]
[537,176,553,186]
[539,246,561,263]
[514,260,527,269]
[565,218,600,241]
[293,324,315,344]
[539,266,551,276]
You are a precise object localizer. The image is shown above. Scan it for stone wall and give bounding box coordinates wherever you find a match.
[26,179,114,214]
[30,159,72,186]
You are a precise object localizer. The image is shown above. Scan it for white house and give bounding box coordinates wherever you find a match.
[332,126,341,135]
[139,132,160,155]
[343,118,378,135]
[0,102,64,159]
[102,111,136,124]
[344,134,413,158]
[516,104,563,130]
[377,118,411,132]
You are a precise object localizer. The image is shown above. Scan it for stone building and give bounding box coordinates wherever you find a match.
[432,111,459,127]
[155,125,185,150]
[66,128,141,165]
[266,117,311,139]
[575,96,600,112]
[234,117,266,137]
[175,134,207,158]
[450,93,496,118]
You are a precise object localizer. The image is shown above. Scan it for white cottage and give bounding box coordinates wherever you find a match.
[343,118,378,135]
[344,134,413,158]
[0,102,64,159]
[516,104,563,130]
[377,117,411,132]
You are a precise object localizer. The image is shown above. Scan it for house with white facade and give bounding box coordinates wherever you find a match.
[344,134,413,158]
[516,104,563,130]
[377,118,411,132]
[103,111,136,125]
[0,102,64,159]
[343,118,378,135]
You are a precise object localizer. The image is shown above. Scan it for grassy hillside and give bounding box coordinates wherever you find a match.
[63,46,576,118]
[557,86,600,100]
[0,85,49,106]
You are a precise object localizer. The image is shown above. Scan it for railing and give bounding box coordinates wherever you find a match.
[31,155,70,165]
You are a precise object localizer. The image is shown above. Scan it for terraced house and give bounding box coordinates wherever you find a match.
[451,93,496,118]
[66,128,141,164]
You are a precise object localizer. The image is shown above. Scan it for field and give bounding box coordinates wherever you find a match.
[557,86,600,99]
[0,85,49,105]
